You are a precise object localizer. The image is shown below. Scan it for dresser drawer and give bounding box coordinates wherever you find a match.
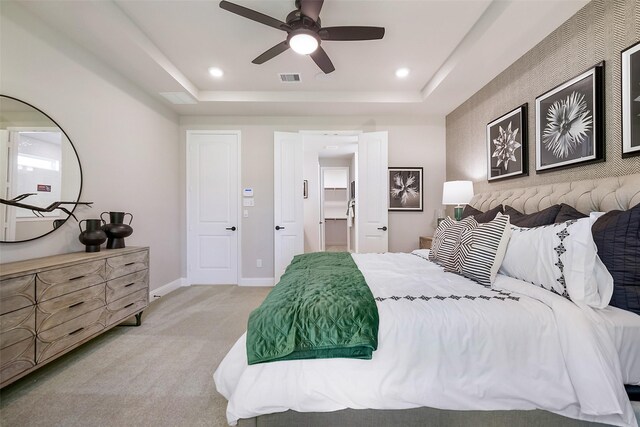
[36,306,106,363]
[0,337,35,386]
[37,260,106,302]
[36,284,106,333]
[105,250,148,280]
[0,305,36,349]
[106,289,148,326]
[106,270,148,304]
[0,275,36,315]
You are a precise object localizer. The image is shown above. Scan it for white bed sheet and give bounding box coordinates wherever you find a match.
[594,306,640,386]
[214,252,636,426]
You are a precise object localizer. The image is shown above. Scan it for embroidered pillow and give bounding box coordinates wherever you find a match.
[461,205,504,223]
[555,203,588,223]
[591,203,640,316]
[429,217,478,271]
[499,218,613,308]
[504,204,561,227]
[457,214,512,286]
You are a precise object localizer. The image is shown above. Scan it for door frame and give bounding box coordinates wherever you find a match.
[185,130,242,286]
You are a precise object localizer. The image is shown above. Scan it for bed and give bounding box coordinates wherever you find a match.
[214,173,640,427]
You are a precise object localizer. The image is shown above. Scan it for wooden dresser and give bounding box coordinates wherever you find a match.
[0,247,149,388]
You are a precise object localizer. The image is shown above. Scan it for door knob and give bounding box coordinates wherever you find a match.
[378,226,388,231]
[226,226,237,231]
[275,225,285,230]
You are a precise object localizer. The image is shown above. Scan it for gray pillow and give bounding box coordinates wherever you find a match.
[504,204,561,227]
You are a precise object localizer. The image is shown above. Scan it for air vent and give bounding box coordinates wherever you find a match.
[279,73,301,83]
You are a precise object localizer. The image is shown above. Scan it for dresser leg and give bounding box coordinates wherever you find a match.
[135,311,143,326]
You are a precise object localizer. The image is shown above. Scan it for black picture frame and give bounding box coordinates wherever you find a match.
[486,104,528,181]
[535,62,605,172]
[622,41,640,158]
[388,167,423,212]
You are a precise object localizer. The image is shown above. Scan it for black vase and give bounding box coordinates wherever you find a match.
[101,211,133,249]
[79,219,107,252]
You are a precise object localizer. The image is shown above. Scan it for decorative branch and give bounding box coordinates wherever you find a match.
[1,193,93,221]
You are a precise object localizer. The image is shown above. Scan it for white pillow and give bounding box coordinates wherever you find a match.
[457,213,512,286]
[499,217,613,308]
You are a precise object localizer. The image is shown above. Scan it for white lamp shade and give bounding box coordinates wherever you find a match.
[442,180,474,205]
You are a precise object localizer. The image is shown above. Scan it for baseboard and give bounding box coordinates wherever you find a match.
[238,277,275,287]
[149,277,188,300]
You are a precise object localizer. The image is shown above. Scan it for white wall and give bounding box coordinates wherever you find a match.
[179,116,446,280]
[0,3,182,291]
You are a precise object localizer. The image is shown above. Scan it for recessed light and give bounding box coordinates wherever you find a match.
[208,67,224,78]
[395,68,410,78]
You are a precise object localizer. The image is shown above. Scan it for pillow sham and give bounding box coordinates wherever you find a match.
[499,218,613,308]
[429,216,478,271]
[555,203,588,223]
[504,204,561,227]
[456,213,512,286]
[461,205,504,223]
[591,203,640,316]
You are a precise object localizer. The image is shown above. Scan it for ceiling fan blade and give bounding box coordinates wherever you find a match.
[299,0,324,22]
[252,41,290,64]
[310,46,335,74]
[319,26,385,41]
[220,1,288,31]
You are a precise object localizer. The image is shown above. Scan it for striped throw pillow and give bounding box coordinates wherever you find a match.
[430,217,478,271]
[457,214,512,286]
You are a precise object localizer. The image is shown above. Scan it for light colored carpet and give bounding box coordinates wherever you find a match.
[0,285,270,427]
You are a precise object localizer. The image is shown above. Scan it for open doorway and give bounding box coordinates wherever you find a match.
[302,134,357,254]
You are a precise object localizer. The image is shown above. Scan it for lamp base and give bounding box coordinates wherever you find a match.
[454,206,463,221]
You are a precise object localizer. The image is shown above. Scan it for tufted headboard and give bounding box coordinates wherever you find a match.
[469,173,640,214]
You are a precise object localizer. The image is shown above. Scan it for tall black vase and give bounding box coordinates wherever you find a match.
[101,211,133,249]
[79,219,107,252]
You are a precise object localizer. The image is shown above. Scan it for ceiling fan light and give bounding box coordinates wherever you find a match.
[290,33,319,55]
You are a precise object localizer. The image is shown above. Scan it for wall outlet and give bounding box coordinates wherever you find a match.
[243,209,249,218]
[256,259,263,268]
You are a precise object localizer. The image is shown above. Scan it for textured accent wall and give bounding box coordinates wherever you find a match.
[446,0,640,194]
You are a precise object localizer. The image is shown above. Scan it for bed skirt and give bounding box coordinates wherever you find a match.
[236,406,638,427]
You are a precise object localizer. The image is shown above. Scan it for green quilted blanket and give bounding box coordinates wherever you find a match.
[246,252,379,365]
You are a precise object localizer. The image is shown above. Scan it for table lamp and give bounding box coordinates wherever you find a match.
[442,181,474,221]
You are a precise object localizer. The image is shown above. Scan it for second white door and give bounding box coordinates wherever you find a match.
[187,131,239,284]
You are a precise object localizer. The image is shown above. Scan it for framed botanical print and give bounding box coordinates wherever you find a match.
[388,167,423,211]
[535,62,604,172]
[622,41,640,158]
[486,104,528,181]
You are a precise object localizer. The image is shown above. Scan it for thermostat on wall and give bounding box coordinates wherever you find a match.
[243,188,254,197]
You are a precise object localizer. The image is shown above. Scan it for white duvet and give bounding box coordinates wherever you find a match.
[214,252,637,426]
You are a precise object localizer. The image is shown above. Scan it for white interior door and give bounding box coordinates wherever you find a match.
[357,131,388,253]
[274,132,304,282]
[187,131,239,285]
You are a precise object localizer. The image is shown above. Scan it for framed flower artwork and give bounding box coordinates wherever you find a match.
[388,167,423,211]
[486,104,528,181]
[535,62,604,172]
[622,41,640,158]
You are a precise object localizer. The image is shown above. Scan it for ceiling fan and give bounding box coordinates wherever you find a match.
[219,0,385,74]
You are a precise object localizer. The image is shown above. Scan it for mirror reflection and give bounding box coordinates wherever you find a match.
[0,95,82,242]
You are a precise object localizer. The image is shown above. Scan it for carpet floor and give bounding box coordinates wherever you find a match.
[0,285,270,427]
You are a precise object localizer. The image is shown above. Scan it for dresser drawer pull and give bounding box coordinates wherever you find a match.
[69,327,84,336]
[124,303,135,309]
[125,282,135,288]
[124,262,135,267]
[68,301,85,309]
[69,275,86,281]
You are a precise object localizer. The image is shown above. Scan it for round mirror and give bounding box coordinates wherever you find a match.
[0,95,83,243]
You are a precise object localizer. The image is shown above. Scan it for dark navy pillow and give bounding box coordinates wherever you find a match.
[504,204,561,228]
[592,203,640,316]
[555,203,588,223]
[461,205,503,223]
